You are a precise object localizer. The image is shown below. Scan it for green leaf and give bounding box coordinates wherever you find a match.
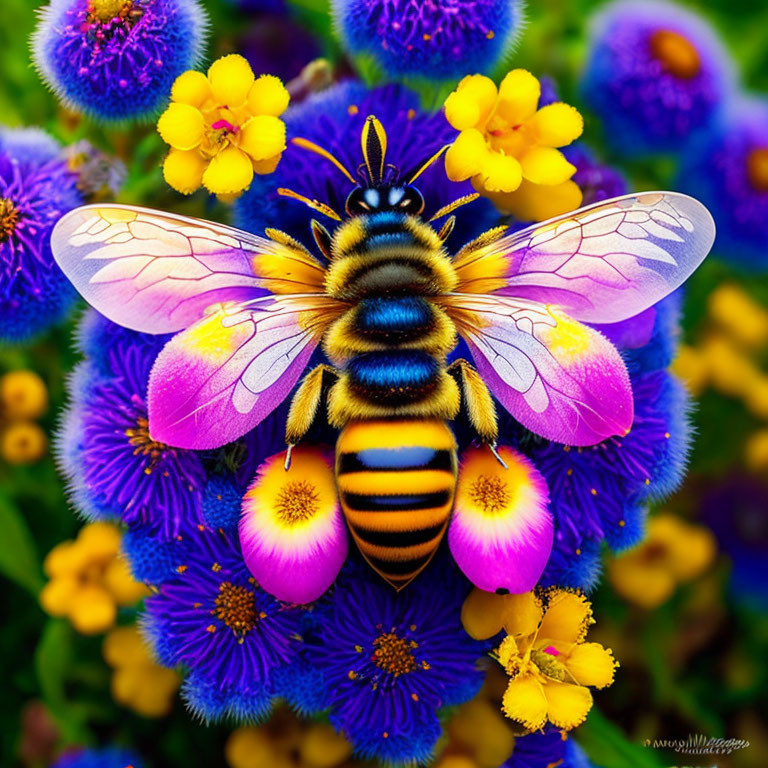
[34,619,90,745]
[578,708,665,768]
[0,493,44,595]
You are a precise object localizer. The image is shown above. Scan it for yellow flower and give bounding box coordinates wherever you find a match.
[609,514,716,609]
[462,588,616,732]
[708,284,768,350]
[447,698,516,768]
[158,54,289,197]
[103,626,180,718]
[671,344,709,397]
[0,421,47,465]
[226,709,352,768]
[444,70,584,221]
[746,429,768,472]
[0,370,48,421]
[39,523,149,635]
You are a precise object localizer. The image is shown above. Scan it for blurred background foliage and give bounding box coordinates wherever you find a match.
[1,0,767,766]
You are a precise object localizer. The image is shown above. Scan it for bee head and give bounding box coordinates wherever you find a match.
[345,185,425,217]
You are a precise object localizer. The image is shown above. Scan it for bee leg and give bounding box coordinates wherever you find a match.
[447,359,499,446]
[285,364,339,468]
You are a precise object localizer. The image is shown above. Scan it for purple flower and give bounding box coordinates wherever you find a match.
[678,97,768,269]
[56,311,205,539]
[142,525,305,722]
[334,0,524,81]
[582,0,733,154]
[33,0,208,122]
[0,128,82,342]
[305,558,487,763]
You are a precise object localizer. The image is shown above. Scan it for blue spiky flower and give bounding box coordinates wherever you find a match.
[305,559,487,763]
[56,311,206,538]
[142,525,305,722]
[33,0,208,122]
[334,0,523,81]
[581,0,733,155]
[0,129,82,343]
[678,97,768,269]
[52,747,144,768]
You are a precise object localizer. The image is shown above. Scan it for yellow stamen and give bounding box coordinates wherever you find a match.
[373,633,417,677]
[274,480,320,523]
[214,581,257,634]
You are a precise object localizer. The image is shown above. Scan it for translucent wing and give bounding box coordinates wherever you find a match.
[441,293,633,446]
[453,192,714,324]
[51,204,326,334]
[148,294,344,450]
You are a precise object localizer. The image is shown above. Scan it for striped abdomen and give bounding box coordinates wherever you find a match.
[336,419,457,590]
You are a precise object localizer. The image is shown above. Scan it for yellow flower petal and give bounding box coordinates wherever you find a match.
[477,151,523,193]
[544,681,593,729]
[501,591,544,637]
[444,74,498,130]
[69,586,117,635]
[527,103,584,147]
[157,103,205,151]
[566,642,618,689]
[496,69,541,126]
[0,370,48,420]
[39,576,79,617]
[77,521,121,564]
[496,634,520,670]
[487,179,583,222]
[445,129,488,181]
[519,147,576,186]
[103,557,149,606]
[538,589,593,644]
[239,115,287,161]
[103,626,151,668]
[207,54,255,106]
[252,153,282,175]
[501,673,548,730]
[171,70,212,109]
[163,149,207,195]
[461,588,510,640]
[202,147,254,195]
[247,74,290,117]
[609,554,676,609]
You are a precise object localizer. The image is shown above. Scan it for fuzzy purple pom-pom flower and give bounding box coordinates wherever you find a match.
[581,0,733,154]
[334,0,524,81]
[33,0,208,122]
[678,97,768,269]
[0,128,82,342]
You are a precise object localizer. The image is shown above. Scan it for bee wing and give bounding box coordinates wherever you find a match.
[441,293,633,446]
[453,192,714,324]
[148,294,344,450]
[51,204,326,334]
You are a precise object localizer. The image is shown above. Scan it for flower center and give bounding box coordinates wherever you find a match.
[214,581,258,634]
[649,29,701,80]
[275,480,319,523]
[469,474,510,513]
[530,648,567,681]
[125,416,167,467]
[373,632,418,677]
[0,198,19,243]
[747,147,768,193]
[87,0,142,27]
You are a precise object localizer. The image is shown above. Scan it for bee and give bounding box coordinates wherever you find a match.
[51,116,714,594]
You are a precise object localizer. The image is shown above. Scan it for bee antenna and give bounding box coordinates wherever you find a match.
[290,137,357,185]
[278,188,342,221]
[429,193,481,222]
[361,115,387,185]
[407,144,450,185]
